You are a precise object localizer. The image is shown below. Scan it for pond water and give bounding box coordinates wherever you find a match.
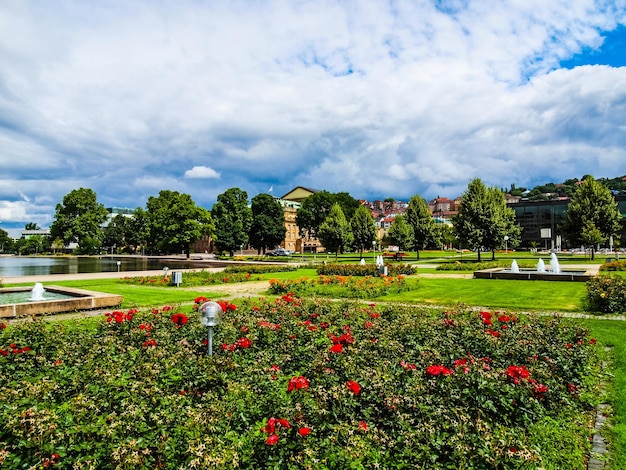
[0,290,78,305]
[0,256,199,277]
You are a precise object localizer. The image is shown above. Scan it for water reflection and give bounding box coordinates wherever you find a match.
[0,256,201,277]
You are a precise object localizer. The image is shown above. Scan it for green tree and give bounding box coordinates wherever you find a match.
[350,205,377,256]
[0,228,12,253]
[126,207,149,255]
[145,190,213,257]
[24,222,40,230]
[296,191,335,241]
[453,179,521,261]
[211,188,252,257]
[103,214,131,254]
[318,203,353,259]
[50,188,108,254]
[249,193,287,255]
[333,192,361,221]
[561,177,622,259]
[386,215,414,251]
[482,187,521,260]
[405,195,438,260]
[436,223,456,250]
[15,235,49,255]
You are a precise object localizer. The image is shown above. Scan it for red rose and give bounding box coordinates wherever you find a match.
[298,427,311,436]
[266,434,279,445]
[329,344,343,354]
[346,380,361,395]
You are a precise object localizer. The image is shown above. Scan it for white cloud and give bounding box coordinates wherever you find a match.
[0,0,624,227]
[184,166,220,179]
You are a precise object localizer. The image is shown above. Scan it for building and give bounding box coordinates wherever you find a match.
[279,186,322,253]
[507,194,626,250]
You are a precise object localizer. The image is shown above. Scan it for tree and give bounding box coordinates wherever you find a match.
[211,188,252,257]
[296,191,335,241]
[126,207,149,255]
[405,195,438,260]
[15,235,49,255]
[145,190,213,257]
[25,222,40,230]
[50,188,108,254]
[436,223,456,250]
[318,203,353,259]
[386,215,414,251]
[333,192,361,221]
[249,193,286,255]
[453,179,521,261]
[103,214,131,254]
[350,205,377,256]
[561,177,622,259]
[0,228,12,253]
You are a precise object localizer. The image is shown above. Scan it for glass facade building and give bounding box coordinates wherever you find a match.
[508,195,626,250]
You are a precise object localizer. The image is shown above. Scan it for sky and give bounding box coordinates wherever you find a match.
[1,0,626,236]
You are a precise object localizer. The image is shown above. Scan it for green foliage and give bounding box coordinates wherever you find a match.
[102,213,132,253]
[295,191,335,241]
[386,214,414,251]
[405,194,437,258]
[350,205,376,255]
[249,194,287,254]
[453,179,521,261]
[585,276,626,314]
[0,300,600,468]
[317,204,353,258]
[0,228,13,253]
[317,263,416,276]
[561,176,622,248]
[436,261,502,271]
[211,188,252,256]
[49,187,108,254]
[145,190,213,256]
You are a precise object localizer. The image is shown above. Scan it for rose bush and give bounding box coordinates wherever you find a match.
[0,298,599,468]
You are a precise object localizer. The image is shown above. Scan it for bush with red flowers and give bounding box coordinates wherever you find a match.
[0,298,601,469]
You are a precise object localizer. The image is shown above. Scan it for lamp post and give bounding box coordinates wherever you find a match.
[504,236,509,254]
[116,261,121,272]
[199,301,223,356]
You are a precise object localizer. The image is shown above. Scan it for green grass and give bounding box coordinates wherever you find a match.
[578,318,626,469]
[381,277,587,311]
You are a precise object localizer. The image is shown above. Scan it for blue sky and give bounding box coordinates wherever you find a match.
[1,0,625,236]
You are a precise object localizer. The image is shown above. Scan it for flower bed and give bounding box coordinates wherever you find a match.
[0,298,599,468]
[317,263,416,276]
[268,274,410,298]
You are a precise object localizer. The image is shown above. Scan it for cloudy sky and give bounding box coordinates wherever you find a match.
[1,0,626,235]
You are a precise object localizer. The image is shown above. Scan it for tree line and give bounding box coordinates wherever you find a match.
[0,176,621,259]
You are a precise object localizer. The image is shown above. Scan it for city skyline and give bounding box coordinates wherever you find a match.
[1,1,626,236]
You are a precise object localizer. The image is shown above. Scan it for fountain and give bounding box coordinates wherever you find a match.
[550,253,561,274]
[536,258,546,273]
[30,283,45,301]
[474,253,592,282]
[0,285,123,318]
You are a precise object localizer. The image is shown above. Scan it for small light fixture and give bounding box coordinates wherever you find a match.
[199,301,223,355]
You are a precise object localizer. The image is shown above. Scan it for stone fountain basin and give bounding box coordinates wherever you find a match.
[0,286,123,318]
[474,268,594,282]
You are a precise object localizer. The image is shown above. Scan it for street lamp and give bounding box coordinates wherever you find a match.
[116,261,121,272]
[504,236,509,253]
[199,301,223,355]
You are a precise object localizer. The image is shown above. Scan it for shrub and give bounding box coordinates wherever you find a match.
[0,299,600,468]
[225,265,298,274]
[317,263,416,276]
[600,260,626,271]
[585,276,626,314]
[268,275,410,298]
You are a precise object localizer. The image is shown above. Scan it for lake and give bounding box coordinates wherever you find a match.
[0,256,203,277]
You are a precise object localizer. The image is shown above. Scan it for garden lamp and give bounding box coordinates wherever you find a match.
[199,301,223,355]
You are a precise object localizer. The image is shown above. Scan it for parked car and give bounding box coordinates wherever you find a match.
[268,248,291,256]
